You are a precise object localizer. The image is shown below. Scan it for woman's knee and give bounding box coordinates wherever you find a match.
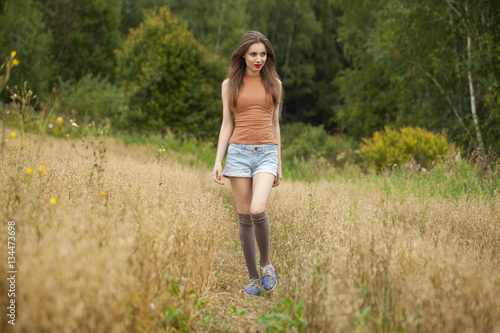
[250,206,265,216]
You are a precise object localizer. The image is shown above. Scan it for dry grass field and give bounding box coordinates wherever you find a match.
[1,131,499,332]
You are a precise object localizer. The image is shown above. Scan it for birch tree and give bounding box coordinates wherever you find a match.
[333,0,500,152]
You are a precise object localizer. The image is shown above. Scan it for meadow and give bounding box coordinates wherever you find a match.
[0,129,499,332]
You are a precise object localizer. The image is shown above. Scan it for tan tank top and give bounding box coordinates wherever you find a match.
[228,74,277,145]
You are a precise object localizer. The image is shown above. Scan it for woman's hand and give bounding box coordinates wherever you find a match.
[212,162,225,185]
[273,165,282,187]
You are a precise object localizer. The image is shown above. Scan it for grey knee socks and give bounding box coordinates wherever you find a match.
[238,213,259,279]
[251,211,271,268]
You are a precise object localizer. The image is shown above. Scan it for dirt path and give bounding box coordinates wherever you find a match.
[200,180,282,332]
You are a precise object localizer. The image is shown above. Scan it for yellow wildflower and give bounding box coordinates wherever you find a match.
[39,166,45,174]
[50,197,57,205]
[56,116,64,124]
[10,132,16,138]
[26,168,33,175]
[158,149,162,152]
[12,59,19,66]
[100,191,105,196]
[11,51,16,57]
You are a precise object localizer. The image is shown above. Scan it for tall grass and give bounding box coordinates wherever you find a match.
[267,178,500,332]
[1,129,499,332]
[0,132,233,332]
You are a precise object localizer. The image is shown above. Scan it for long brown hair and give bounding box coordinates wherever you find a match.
[226,31,282,112]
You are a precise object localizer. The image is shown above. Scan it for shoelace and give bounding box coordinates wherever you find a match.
[247,279,260,289]
[248,279,260,288]
[261,266,274,278]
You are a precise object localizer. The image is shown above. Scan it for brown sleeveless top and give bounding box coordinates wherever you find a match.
[228,74,277,145]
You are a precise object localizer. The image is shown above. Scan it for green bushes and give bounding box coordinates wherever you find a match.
[359,126,456,171]
[282,122,358,164]
[58,74,127,125]
[280,122,358,180]
[116,7,226,139]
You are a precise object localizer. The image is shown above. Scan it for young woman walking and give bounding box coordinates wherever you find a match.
[212,31,283,296]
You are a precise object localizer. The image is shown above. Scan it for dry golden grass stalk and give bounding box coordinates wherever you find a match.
[267,180,500,332]
[0,134,234,332]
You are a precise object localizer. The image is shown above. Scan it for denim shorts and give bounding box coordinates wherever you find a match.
[222,143,278,178]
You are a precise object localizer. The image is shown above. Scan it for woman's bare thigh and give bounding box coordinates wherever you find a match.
[229,177,253,214]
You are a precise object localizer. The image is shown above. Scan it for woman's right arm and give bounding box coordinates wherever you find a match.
[212,79,233,185]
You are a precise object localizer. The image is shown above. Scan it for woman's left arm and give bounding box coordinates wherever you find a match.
[272,101,282,187]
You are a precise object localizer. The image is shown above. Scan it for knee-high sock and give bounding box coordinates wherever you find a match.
[239,213,259,279]
[251,211,270,267]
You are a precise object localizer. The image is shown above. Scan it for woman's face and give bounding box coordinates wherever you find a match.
[243,42,267,75]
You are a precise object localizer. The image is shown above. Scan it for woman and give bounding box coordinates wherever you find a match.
[212,31,283,296]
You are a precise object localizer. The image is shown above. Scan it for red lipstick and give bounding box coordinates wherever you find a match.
[254,64,262,68]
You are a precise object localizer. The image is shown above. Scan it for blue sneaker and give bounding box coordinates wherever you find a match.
[244,278,261,296]
[260,264,277,291]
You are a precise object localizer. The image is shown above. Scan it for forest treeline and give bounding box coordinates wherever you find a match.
[0,0,498,153]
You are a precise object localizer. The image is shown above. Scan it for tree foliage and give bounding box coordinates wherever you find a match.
[115,7,226,138]
[163,0,250,57]
[332,0,500,152]
[120,0,145,35]
[38,0,122,81]
[0,0,55,99]
[163,0,344,129]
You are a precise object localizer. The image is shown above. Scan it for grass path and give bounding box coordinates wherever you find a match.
[1,132,499,332]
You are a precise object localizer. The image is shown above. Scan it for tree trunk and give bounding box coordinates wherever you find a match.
[465,2,486,152]
[284,22,295,68]
[215,2,226,52]
[466,34,485,152]
[445,0,486,151]
[282,20,295,81]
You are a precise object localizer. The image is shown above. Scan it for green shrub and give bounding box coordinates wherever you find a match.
[116,7,226,139]
[282,122,329,161]
[58,74,127,126]
[359,126,456,171]
[282,122,358,164]
[280,122,359,181]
